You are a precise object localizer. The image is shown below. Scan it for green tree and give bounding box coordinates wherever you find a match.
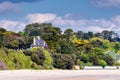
[88,31,94,38]
[103,54,115,66]
[64,29,73,42]
[57,40,77,54]
[52,54,74,69]
[0,28,6,47]
[79,54,89,63]
[113,42,120,53]
[31,49,46,66]
[94,47,104,59]
[88,53,99,65]
[76,31,84,39]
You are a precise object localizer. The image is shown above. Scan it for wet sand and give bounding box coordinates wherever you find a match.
[0,70,120,80]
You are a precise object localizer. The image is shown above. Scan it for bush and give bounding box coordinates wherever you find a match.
[103,54,115,66]
[2,47,9,56]
[31,63,40,69]
[23,50,32,56]
[13,58,17,64]
[76,60,84,69]
[85,62,93,66]
[44,50,52,66]
[70,54,77,65]
[88,53,99,65]
[98,60,107,68]
[52,54,74,69]
[79,54,89,63]
[114,62,120,66]
[31,50,45,66]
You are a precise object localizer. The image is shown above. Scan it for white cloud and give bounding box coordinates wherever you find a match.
[52,17,116,32]
[0,2,20,13]
[92,0,120,8]
[53,17,88,27]
[0,13,120,36]
[0,20,25,32]
[26,13,57,24]
[111,16,120,26]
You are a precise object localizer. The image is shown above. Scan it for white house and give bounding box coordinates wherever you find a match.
[30,36,48,48]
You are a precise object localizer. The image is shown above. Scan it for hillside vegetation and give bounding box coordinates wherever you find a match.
[0,23,120,69]
[0,48,52,70]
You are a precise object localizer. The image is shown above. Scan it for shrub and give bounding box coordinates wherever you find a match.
[88,53,99,65]
[70,54,77,65]
[103,54,115,66]
[98,60,107,68]
[52,54,74,69]
[31,63,40,69]
[44,50,52,66]
[85,62,93,66]
[31,50,45,66]
[13,58,17,64]
[79,54,89,63]
[2,47,9,56]
[23,50,32,56]
[76,60,84,69]
[114,62,120,66]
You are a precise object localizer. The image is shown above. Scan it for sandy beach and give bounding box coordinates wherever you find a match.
[0,70,120,80]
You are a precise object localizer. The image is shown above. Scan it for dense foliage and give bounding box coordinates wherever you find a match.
[0,23,120,69]
[0,48,40,69]
[52,54,75,69]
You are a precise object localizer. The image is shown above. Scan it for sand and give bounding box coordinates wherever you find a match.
[58,78,97,80]
[0,70,120,80]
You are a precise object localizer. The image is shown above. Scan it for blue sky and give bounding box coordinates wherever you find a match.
[0,0,120,34]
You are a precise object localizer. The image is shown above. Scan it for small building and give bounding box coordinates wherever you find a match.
[30,36,48,48]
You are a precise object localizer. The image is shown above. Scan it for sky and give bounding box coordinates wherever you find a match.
[0,0,120,34]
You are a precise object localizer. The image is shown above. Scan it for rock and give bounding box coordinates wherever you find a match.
[0,60,9,70]
[74,65,80,70]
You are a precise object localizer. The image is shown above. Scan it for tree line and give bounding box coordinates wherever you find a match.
[0,23,120,69]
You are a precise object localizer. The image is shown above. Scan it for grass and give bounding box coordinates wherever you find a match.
[0,49,40,70]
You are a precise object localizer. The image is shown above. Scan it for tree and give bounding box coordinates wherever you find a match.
[88,32,94,38]
[18,31,25,37]
[29,30,41,36]
[4,38,19,49]
[113,42,120,53]
[95,32,101,37]
[52,54,74,69]
[94,47,104,57]
[0,27,6,33]
[76,31,84,39]
[79,54,89,63]
[57,40,77,54]
[0,28,6,47]
[72,38,93,54]
[24,23,41,36]
[64,29,73,35]
[64,29,73,42]
[83,33,89,40]
[90,37,103,47]
[31,49,46,66]
[102,30,111,40]
[10,39,19,49]
[103,54,115,66]
[54,27,62,35]
[88,53,99,65]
